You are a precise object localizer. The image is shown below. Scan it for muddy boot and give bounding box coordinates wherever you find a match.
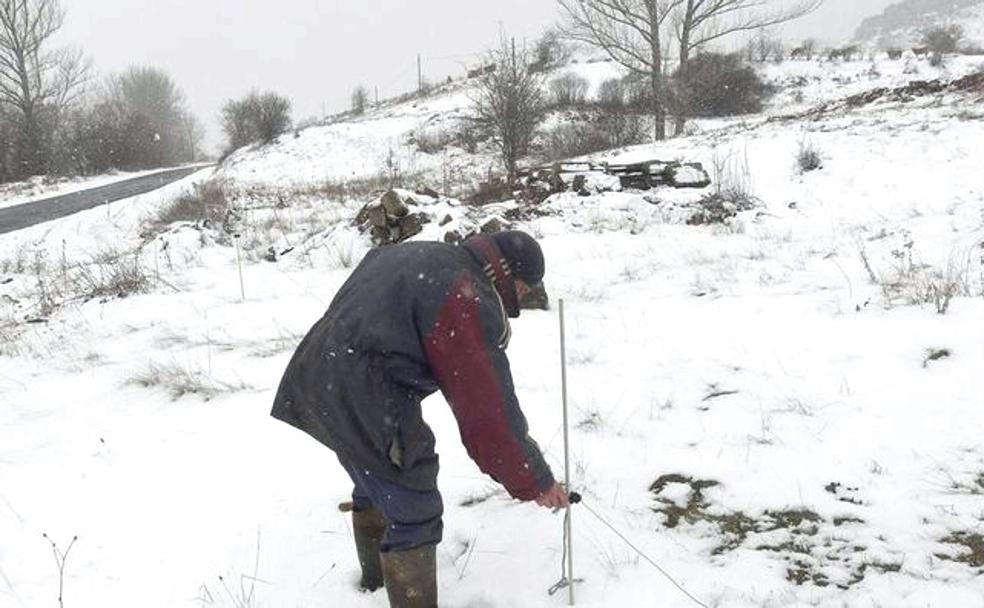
[351,507,386,591]
[380,545,437,608]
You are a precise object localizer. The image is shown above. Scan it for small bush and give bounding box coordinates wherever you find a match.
[530,28,572,73]
[540,123,611,161]
[412,127,457,154]
[922,25,964,65]
[220,90,293,155]
[539,108,646,163]
[549,73,589,107]
[672,53,772,118]
[796,139,823,173]
[155,180,231,228]
[687,188,758,225]
[878,236,973,314]
[689,147,758,224]
[71,250,151,301]
[597,78,626,110]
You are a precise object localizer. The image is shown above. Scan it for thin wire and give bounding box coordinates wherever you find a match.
[578,498,710,608]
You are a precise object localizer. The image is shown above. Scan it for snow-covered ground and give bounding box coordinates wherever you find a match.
[1,54,983,608]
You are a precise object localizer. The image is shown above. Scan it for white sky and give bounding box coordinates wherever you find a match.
[58,0,897,154]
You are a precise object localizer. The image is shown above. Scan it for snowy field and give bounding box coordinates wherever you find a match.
[1,55,983,608]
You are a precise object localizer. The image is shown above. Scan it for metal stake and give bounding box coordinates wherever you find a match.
[559,299,575,606]
[234,234,245,302]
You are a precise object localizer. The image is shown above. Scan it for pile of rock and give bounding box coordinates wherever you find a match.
[604,160,711,190]
[513,159,711,203]
[354,190,433,245]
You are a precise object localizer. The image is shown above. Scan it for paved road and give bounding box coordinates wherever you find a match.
[0,165,212,236]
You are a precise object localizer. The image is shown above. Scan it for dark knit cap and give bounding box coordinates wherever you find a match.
[491,231,545,285]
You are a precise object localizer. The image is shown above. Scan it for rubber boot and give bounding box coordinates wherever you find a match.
[352,507,386,591]
[381,545,437,608]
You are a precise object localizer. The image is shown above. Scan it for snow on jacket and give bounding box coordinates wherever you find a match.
[271,237,555,501]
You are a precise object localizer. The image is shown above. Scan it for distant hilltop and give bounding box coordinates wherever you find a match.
[853,0,984,48]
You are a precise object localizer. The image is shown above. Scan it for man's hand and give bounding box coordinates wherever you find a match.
[535,482,570,509]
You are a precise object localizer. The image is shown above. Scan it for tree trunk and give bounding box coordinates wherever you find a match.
[651,72,666,141]
[650,20,666,141]
[673,40,691,137]
[674,6,695,137]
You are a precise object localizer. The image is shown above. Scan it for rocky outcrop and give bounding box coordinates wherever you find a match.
[354,190,433,245]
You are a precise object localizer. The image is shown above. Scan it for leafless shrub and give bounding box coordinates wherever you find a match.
[471,40,547,178]
[540,122,611,161]
[69,249,150,301]
[154,180,231,228]
[413,126,457,154]
[540,110,646,163]
[0,323,22,357]
[878,236,973,314]
[351,85,370,115]
[920,264,969,314]
[127,360,250,401]
[796,139,823,173]
[689,147,758,225]
[31,250,59,317]
[549,72,589,107]
[220,90,292,155]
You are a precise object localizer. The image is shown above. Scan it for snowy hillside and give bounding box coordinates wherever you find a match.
[853,0,984,48]
[2,52,984,608]
[217,55,983,197]
[218,57,624,196]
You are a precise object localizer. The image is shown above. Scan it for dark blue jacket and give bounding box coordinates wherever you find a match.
[271,237,554,500]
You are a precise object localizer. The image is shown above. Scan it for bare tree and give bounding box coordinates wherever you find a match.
[558,0,684,141]
[117,66,189,166]
[351,85,369,114]
[549,72,589,106]
[0,0,88,178]
[530,27,572,72]
[220,90,291,156]
[179,111,205,162]
[471,40,546,179]
[671,0,822,134]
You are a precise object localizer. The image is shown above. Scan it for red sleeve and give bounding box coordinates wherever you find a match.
[423,275,554,500]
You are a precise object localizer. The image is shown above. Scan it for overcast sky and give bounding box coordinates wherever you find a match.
[58,0,898,154]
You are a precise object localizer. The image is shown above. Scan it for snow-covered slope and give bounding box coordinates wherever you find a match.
[853,0,984,48]
[216,55,984,198]
[1,54,983,608]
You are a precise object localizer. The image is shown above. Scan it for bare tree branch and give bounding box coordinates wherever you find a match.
[0,0,83,177]
[470,39,546,178]
[670,0,822,134]
[557,0,684,140]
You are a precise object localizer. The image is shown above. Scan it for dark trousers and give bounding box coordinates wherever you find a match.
[338,457,444,552]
